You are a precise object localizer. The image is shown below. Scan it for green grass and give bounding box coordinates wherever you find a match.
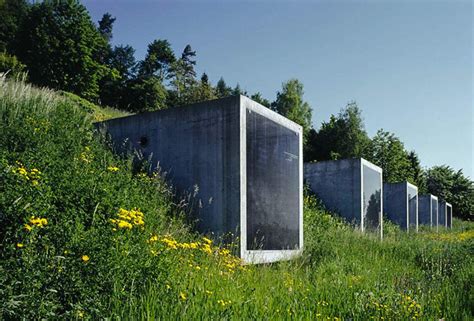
[0,78,473,320]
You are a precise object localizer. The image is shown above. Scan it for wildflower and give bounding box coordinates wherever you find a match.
[111,208,145,230]
[149,235,159,243]
[107,166,119,172]
[24,224,32,232]
[202,236,213,244]
[117,220,133,229]
[205,290,213,295]
[29,216,47,228]
[179,292,187,301]
[16,243,24,248]
[81,255,90,262]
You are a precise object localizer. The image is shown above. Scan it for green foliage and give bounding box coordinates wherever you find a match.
[308,101,370,162]
[250,92,271,108]
[0,0,29,53]
[1,79,473,320]
[138,39,175,79]
[99,45,136,108]
[426,165,474,220]
[187,72,217,103]
[60,91,130,122]
[365,129,414,183]
[408,151,427,193]
[168,44,198,106]
[0,78,188,318]
[97,12,116,42]
[272,79,313,141]
[0,52,26,78]
[215,77,232,98]
[124,76,168,112]
[15,1,111,101]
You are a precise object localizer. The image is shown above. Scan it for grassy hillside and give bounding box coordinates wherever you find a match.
[0,78,473,320]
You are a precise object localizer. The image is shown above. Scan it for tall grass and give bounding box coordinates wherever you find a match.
[0,78,472,320]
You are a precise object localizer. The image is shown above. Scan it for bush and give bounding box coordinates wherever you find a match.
[0,52,26,79]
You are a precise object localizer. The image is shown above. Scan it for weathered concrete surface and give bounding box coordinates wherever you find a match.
[438,201,452,229]
[383,182,418,232]
[304,158,383,238]
[419,194,438,230]
[97,95,303,264]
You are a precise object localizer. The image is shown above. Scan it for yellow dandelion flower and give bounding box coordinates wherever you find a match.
[107,166,119,172]
[81,255,90,262]
[16,243,24,248]
[179,292,187,301]
[118,220,133,229]
[149,235,159,242]
[202,236,212,244]
[24,224,32,232]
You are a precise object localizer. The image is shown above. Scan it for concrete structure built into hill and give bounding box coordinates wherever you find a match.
[383,182,418,232]
[304,158,383,239]
[97,95,303,264]
[419,194,439,231]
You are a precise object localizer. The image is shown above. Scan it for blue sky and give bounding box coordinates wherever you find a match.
[83,0,473,178]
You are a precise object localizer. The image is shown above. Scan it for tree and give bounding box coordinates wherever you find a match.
[272,79,313,140]
[232,83,248,96]
[0,52,26,78]
[192,73,216,102]
[215,77,232,98]
[98,12,115,42]
[250,92,271,108]
[99,45,136,108]
[138,39,175,79]
[168,44,198,106]
[0,0,29,53]
[123,76,167,113]
[407,151,426,193]
[426,165,474,220]
[365,129,414,183]
[309,101,369,161]
[16,1,111,101]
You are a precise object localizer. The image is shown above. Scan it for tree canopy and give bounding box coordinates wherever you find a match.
[308,102,370,161]
[272,79,313,140]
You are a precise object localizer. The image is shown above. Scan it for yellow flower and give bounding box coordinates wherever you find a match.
[81,255,90,262]
[24,224,33,232]
[16,243,24,248]
[117,220,133,229]
[107,166,119,172]
[179,292,187,301]
[29,216,48,228]
[149,235,159,242]
[202,236,213,244]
